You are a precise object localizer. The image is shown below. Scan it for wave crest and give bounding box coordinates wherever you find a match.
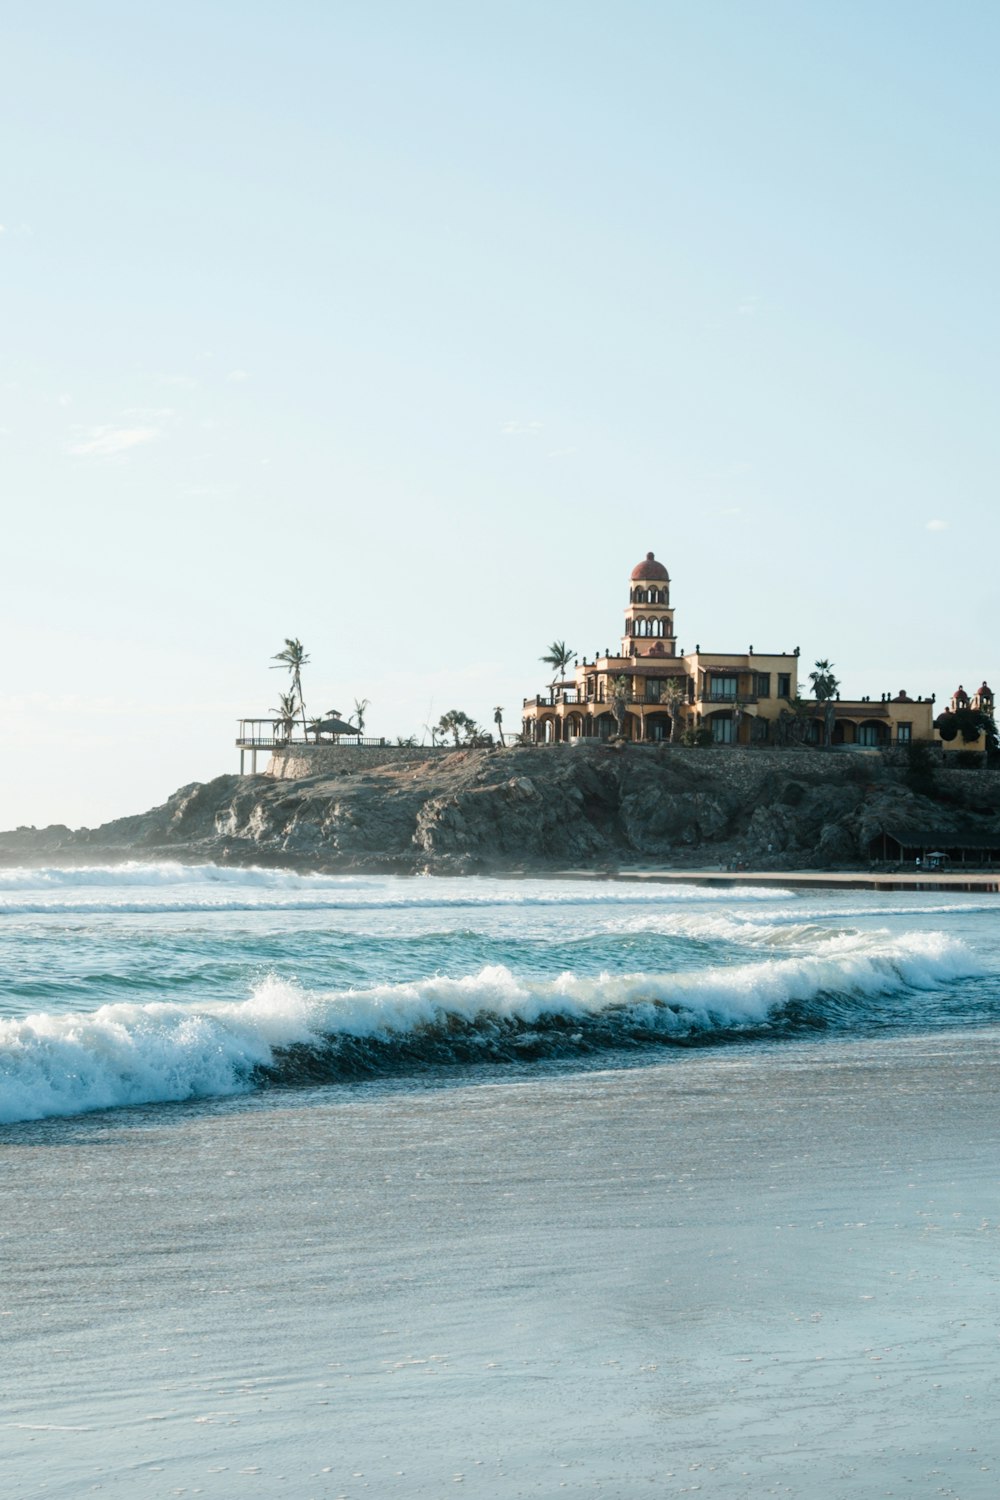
[0,933,979,1125]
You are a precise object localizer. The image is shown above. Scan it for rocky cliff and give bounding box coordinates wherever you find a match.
[3,744,1000,873]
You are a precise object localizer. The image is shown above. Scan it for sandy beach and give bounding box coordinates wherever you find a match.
[5,1025,999,1498]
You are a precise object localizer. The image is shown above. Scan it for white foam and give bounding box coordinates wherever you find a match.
[0,981,317,1125]
[0,863,795,914]
[0,932,980,1125]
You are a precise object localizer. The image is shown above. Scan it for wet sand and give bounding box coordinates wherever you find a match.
[4,1028,999,1498]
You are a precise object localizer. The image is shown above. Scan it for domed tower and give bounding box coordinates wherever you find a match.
[971,681,994,715]
[622,552,676,656]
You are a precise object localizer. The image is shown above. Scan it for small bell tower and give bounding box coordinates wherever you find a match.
[622,551,676,657]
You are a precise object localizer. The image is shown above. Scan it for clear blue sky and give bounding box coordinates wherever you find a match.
[3,1,998,827]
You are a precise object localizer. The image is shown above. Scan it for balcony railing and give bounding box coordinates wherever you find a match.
[524,689,580,707]
[701,693,758,705]
[236,720,388,749]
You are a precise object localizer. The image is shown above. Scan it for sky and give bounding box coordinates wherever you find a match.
[3,0,999,828]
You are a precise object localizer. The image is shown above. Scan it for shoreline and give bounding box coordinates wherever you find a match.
[2,843,999,893]
[8,1029,998,1498]
[544,866,1000,893]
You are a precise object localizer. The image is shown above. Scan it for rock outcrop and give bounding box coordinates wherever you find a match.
[3,745,999,873]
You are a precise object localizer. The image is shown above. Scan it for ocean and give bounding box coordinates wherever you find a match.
[2,864,999,1497]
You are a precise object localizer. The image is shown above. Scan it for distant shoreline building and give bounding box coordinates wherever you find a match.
[522,550,940,749]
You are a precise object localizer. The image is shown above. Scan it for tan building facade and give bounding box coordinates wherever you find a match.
[523,551,937,749]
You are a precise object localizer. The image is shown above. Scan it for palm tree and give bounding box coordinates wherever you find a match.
[271,639,310,736]
[660,679,687,742]
[782,694,812,745]
[809,659,840,746]
[353,697,370,735]
[809,659,840,700]
[540,640,575,686]
[270,690,298,744]
[437,709,476,747]
[609,675,631,737]
[493,705,504,745]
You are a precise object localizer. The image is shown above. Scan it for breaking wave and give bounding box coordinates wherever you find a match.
[0,932,980,1124]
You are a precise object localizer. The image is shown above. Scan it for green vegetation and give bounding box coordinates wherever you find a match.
[609,675,631,736]
[270,691,298,743]
[809,658,840,745]
[436,709,481,746]
[935,706,996,749]
[540,640,575,685]
[271,638,310,735]
[659,679,687,742]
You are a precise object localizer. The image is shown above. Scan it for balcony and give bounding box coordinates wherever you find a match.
[699,693,759,706]
[523,688,580,707]
[236,719,387,749]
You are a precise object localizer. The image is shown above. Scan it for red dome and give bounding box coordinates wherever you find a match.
[630,550,670,581]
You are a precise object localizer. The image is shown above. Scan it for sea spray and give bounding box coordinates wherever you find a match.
[0,932,981,1125]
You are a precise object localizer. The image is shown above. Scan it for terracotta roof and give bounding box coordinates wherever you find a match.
[630,551,670,581]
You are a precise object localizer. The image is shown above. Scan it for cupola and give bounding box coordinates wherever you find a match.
[630,551,670,582]
[623,550,675,656]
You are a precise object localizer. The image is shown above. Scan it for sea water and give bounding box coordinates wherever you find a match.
[2,866,999,1496]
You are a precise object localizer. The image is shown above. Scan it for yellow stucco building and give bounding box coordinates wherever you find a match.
[522,550,937,748]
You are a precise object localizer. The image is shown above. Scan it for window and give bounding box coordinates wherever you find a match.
[711,715,734,743]
[777,673,791,699]
[896,722,912,744]
[709,675,738,700]
[754,673,771,698]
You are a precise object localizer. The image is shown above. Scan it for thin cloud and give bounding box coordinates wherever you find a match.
[226,369,249,382]
[501,420,542,436]
[925,519,949,532]
[69,425,159,458]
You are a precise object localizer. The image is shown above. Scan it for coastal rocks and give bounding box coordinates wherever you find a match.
[618,786,736,852]
[4,743,1000,874]
[412,776,610,868]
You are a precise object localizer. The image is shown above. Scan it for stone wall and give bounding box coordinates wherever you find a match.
[266,744,453,779]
